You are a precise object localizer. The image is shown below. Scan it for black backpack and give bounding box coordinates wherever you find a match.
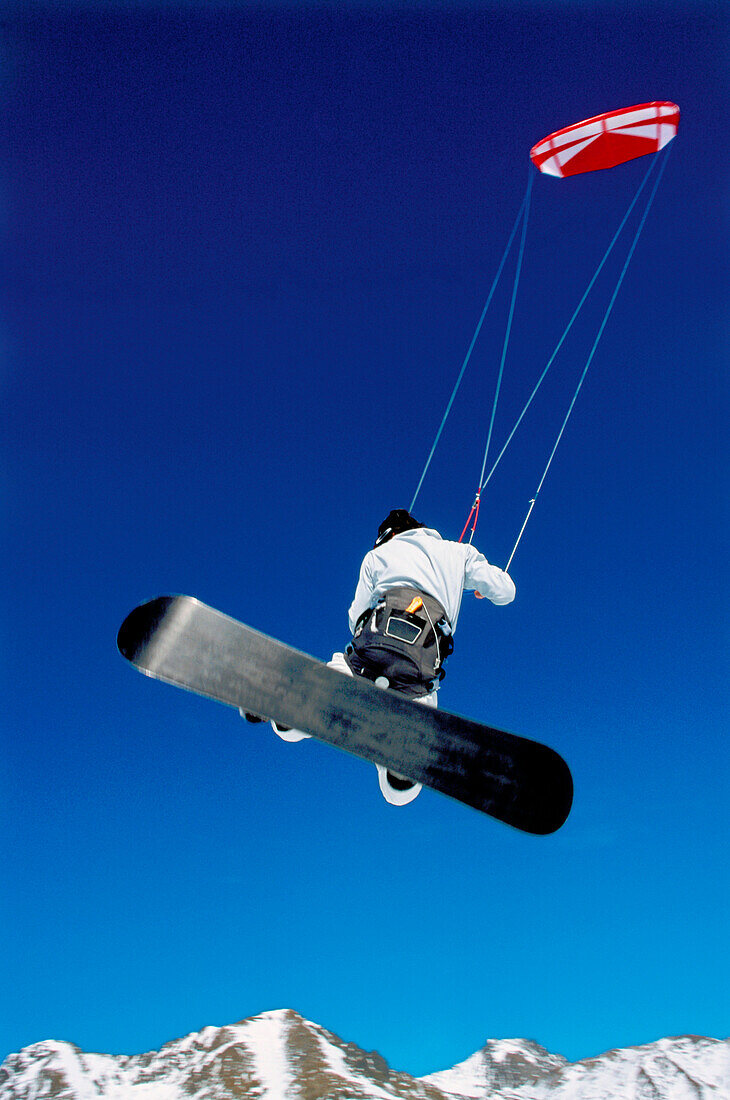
[345,586,454,698]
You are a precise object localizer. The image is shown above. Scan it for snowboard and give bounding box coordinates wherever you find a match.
[117,595,573,834]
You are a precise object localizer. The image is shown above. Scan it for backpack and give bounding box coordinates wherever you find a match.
[345,586,454,698]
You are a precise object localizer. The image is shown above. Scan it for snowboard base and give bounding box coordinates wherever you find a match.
[117,596,573,833]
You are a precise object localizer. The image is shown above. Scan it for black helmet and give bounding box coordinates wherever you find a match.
[374,509,424,548]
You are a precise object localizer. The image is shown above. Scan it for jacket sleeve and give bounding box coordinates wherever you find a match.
[464,546,516,605]
[348,553,376,633]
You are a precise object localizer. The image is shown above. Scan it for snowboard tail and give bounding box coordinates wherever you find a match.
[118,596,573,834]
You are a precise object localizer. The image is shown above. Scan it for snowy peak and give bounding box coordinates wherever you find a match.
[1,1011,728,1100]
[422,1037,567,1097]
[242,1008,397,1098]
[0,1011,434,1100]
[424,1033,729,1099]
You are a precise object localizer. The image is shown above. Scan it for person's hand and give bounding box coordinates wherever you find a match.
[474,591,485,599]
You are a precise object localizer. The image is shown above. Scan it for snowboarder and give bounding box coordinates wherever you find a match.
[266,509,515,806]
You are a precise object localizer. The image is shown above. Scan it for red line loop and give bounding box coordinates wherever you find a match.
[458,490,482,543]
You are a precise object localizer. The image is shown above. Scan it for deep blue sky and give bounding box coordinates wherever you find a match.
[3,0,728,1078]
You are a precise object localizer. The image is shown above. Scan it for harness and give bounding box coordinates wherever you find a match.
[345,585,454,698]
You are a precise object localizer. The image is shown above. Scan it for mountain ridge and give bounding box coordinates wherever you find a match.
[1,1008,727,1099]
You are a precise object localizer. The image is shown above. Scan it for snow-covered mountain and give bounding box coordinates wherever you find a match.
[1,1009,727,1100]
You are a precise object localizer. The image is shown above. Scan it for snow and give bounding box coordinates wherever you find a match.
[421,1050,488,1098]
[488,1038,544,1063]
[246,1011,294,1100]
[105,1083,179,1100]
[2,1015,727,1100]
[314,1030,398,1100]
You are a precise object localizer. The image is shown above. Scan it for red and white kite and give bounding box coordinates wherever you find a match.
[530,102,679,178]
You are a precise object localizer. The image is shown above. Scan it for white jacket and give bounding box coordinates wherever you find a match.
[348,527,515,634]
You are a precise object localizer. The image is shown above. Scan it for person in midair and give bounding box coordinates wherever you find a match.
[262,509,515,805]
